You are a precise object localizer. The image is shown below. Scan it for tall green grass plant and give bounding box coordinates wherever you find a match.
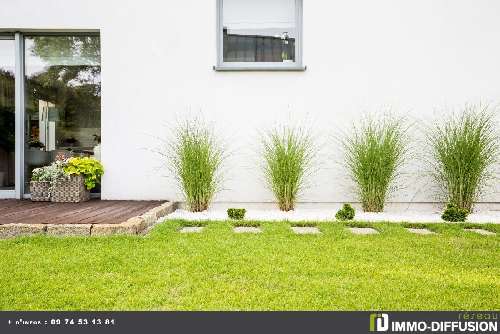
[170,120,224,212]
[343,116,408,212]
[429,104,499,212]
[262,126,315,211]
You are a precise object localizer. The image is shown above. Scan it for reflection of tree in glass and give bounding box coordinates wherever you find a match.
[26,36,101,131]
[0,69,15,152]
[31,36,100,65]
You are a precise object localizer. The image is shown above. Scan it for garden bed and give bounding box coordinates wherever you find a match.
[165,207,500,224]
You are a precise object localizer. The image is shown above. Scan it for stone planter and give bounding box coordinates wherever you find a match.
[51,175,90,203]
[30,181,51,202]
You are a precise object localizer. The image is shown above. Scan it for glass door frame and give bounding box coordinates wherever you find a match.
[0,33,22,199]
[16,33,25,199]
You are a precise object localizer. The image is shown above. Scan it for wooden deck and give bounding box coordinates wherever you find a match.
[0,200,164,225]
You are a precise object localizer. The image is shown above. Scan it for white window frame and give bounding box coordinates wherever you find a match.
[215,0,305,71]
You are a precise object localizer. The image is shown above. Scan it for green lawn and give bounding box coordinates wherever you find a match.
[0,221,498,310]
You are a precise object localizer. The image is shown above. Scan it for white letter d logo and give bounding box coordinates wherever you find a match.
[376,314,389,332]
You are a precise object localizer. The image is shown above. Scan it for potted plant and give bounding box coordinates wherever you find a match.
[51,157,104,203]
[29,163,66,202]
[25,138,50,166]
[30,168,51,201]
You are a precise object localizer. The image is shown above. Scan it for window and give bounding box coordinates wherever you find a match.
[216,0,304,71]
[23,34,101,193]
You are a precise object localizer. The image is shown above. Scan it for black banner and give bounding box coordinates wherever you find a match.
[0,311,498,334]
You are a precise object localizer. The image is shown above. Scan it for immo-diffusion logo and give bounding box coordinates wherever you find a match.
[370,313,389,332]
[368,312,498,333]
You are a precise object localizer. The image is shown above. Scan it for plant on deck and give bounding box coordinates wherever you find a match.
[170,120,224,212]
[343,115,408,212]
[31,161,67,183]
[64,157,104,190]
[428,104,499,213]
[262,126,314,212]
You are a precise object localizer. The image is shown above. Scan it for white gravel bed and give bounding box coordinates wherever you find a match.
[165,208,500,224]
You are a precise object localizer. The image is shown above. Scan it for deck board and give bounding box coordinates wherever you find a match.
[0,199,164,225]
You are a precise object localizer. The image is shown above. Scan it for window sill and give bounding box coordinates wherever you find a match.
[213,65,307,72]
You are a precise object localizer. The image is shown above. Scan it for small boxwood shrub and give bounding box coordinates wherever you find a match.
[335,204,356,221]
[227,208,246,220]
[441,203,469,222]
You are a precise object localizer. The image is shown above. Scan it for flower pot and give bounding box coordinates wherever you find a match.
[30,181,51,202]
[51,175,90,203]
[25,149,51,166]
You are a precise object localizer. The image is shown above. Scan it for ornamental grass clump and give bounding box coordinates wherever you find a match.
[262,126,314,212]
[170,120,224,212]
[429,105,499,212]
[343,116,408,212]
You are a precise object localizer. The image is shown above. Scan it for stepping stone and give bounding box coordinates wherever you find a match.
[406,228,435,235]
[180,226,204,234]
[348,227,379,235]
[291,227,321,235]
[465,228,496,236]
[233,227,262,234]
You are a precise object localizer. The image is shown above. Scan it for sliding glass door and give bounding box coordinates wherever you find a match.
[23,34,101,194]
[0,33,101,198]
[0,37,15,193]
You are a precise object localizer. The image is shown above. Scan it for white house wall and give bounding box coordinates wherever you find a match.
[1,0,500,203]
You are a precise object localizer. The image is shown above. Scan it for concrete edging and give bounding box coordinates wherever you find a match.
[0,201,177,239]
